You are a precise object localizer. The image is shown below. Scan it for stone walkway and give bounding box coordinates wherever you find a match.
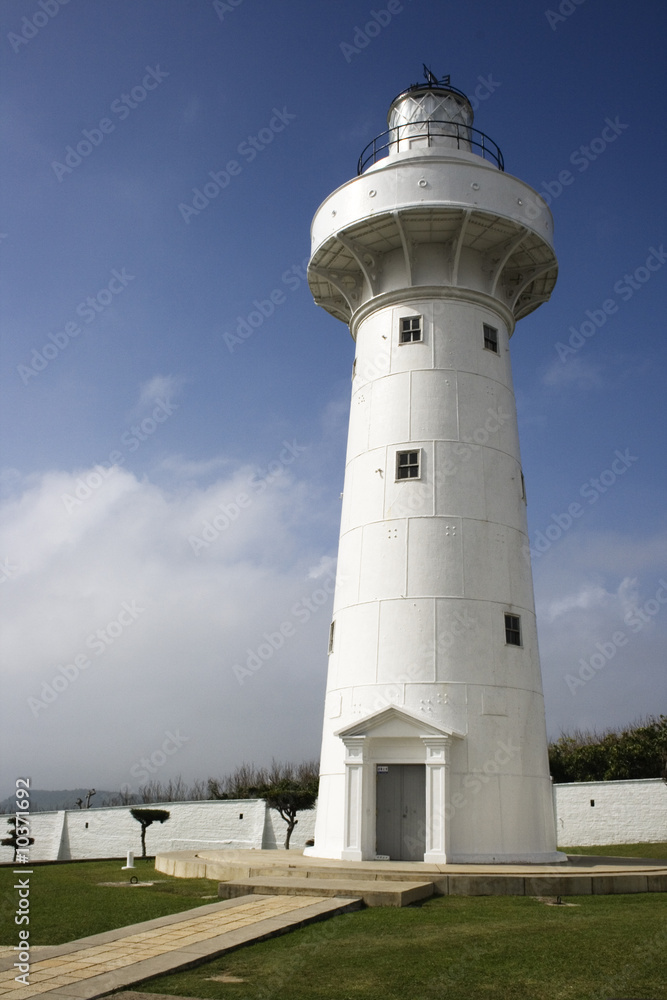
[0,894,361,1000]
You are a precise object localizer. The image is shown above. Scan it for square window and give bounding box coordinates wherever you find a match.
[396,449,420,480]
[505,613,522,646]
[483,324,499,353]
[400,316,422,343]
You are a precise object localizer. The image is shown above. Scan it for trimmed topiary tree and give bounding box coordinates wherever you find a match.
[2,816,34,862]
[130,807,170,857]
[207,759,319,849]
[261,777,318,850]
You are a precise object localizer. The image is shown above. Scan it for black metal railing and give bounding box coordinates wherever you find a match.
[357,120,504,175]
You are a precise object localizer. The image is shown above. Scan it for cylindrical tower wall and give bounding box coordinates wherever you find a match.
[311,294,555,860]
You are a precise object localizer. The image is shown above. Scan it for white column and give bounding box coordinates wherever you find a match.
[341,736,367,862]
[422,736,451,863]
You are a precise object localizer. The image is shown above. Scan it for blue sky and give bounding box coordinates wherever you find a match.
[1,0,665,798]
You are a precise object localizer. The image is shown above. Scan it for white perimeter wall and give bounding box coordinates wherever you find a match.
[554,778,667,846]
[0,799,317,862]
[1,781,664,862]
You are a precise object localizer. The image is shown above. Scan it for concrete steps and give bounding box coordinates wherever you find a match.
[245,863,432,882]
[155,849,667,898]
[218,875,435,907]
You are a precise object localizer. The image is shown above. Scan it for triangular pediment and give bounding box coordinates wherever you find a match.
[335,705,464,741]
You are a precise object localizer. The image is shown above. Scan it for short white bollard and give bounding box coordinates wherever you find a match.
[122,850,135,869]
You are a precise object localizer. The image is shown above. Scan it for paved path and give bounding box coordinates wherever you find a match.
[0,894,360,1000]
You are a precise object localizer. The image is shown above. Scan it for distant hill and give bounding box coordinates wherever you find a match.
[0,789,119,813]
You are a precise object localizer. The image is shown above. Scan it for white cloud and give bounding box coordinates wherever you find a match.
[542,356,604,389]
[134,373,185,413]
[533,529,667,737]
[541,583,611,623]
[308,554,337,580]
[154,454,231,480]
[0,460,334,796]
[539,576,647,626]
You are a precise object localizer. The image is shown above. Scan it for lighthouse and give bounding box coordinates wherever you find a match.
[306,72,563,864]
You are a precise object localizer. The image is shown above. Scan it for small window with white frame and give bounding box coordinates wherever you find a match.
[328,621,335,655]
[400,316,422,343]
[396,449,421,480]
[504,613,522,646]
[483,324,499,353]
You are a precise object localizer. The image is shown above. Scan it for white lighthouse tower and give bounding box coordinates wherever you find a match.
[306,72,563,864]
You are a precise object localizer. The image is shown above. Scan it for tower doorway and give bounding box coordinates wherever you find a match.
[375,764,426,861]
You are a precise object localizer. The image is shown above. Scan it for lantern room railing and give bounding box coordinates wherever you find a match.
[358,119,504,175]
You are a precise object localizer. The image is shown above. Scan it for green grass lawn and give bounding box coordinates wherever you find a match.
[1,849,665,1000]
[137,893,667,1000]
[0,858,220,945]
[561,841,667,858]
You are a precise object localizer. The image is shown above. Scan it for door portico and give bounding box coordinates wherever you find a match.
[336,706,464,863]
